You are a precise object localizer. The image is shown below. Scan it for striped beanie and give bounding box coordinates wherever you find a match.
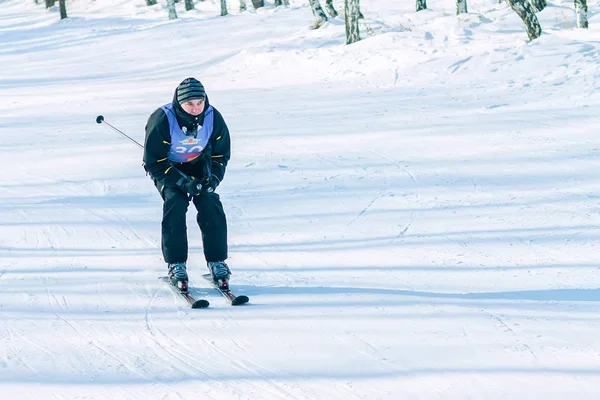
[176,78,206,104]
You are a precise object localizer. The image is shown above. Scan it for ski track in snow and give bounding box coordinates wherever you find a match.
[481,310,538,361]
[145,282,289,399]
[143,287,209,398]
[368,148,420,241]
[346,191,384,227]
[44,278,141,378]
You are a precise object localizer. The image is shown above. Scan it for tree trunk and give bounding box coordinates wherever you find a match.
[251,0,264,8]
[416,0,427,11]
[308,0,328,29]
[505,0,541,40]
[240,0,247,11]
[528,0,546,12]
[58,0,67,18]
[574,0,588,28]
[146,0,158,5]
[45,0,56,8]
[221,0,228,16]
[185,0,195,10]
[324,0,338,17]
[456,0,467,14]
[274,0,282,6]
[344,0,360,44]
[167,0,178,19]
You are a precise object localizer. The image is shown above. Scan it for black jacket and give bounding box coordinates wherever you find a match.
[143,90,231,189]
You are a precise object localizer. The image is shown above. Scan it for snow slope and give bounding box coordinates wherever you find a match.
[1,0,600,398]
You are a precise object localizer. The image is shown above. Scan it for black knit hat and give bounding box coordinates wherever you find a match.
[176,77,206,104]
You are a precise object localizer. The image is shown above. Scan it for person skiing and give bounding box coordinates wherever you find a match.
[143,77,231,291]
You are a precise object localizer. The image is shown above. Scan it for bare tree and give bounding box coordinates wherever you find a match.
[324,0,338,17]
[308,0,328,29]
[251,0,264,8]
[221,0,228,16]
[456,0,467,14]
[185,0,195,10]
[167,0,178,19]
[58,0,67,19]
[574,0,588,28]
[45,0,56,8]
[505,0,541,40]
[529,0,546,12]
[146,0,158,5]
[416,0,426,11]
[345,0,360,44]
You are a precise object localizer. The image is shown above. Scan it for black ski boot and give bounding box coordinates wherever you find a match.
[168,262,189,291]
[207,261,231,289]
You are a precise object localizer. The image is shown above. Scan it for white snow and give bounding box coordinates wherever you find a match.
[1,0,600,398]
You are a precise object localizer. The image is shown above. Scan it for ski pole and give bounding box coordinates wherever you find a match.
[95,115,202,198]
[96,115,144,150]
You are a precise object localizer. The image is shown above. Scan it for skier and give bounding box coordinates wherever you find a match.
[143,77,231,290]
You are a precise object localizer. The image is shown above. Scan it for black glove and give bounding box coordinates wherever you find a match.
[201,174,220,193]
[177,176,202,197]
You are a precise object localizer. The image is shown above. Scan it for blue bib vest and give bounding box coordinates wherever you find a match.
[161,103,215,163]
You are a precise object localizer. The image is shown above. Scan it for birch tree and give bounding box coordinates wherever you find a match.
[505,0,541,40]
[59,0,67,19]
[529,0,546,12]
[456,0,467,14]
[221,0,228,15]
[345,0,360,44]
[325,0,338,17]
[167,0,178,19]
[185,0,195,10]
[574,0,588,28]
[308,0,328,29]
[416,0,426,11]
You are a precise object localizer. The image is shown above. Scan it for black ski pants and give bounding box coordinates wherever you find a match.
[159,185,228,264]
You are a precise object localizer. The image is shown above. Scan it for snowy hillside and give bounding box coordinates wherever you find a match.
[1,0,600,398]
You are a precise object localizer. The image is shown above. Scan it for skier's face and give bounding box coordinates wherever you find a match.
[181,99,205,116]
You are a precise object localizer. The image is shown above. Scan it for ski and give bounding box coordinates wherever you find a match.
[202,274,249,306]
[160,277,210,309]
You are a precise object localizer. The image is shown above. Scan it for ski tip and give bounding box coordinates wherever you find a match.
[231,295,249,306]
[192,299,210,309]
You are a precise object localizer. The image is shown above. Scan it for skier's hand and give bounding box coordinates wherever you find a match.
[178,177,203,197]
[201,174,220,193]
